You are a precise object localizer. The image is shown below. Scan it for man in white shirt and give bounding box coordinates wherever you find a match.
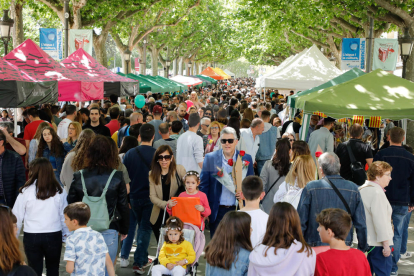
[240,118,264,164]
[176,113,204,173]
[57,105,77,141]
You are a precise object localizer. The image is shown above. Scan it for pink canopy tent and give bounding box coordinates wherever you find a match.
[61,48,138,97]
[170,75,203,87]
[4,39,103,101]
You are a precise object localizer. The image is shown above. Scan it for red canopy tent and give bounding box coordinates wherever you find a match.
[61,48,138,97]
[170,75,203,87]
[200,67,224,80]
[4,39,103,101]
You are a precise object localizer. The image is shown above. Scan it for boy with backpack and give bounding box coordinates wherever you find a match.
[63,202,115,276]
[240,176,269,247]
[315,208,371,276]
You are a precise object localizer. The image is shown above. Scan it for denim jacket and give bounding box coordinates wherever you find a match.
[256,123,278,161]
[297,175,368,251]
[205,247,250,276]
[41,145,66,174]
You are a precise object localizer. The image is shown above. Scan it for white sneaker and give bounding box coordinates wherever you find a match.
[120,258,129,268]
[400,252,412,259]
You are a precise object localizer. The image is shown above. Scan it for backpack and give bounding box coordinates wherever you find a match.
[346,142,366,186]
[80,169,117,232]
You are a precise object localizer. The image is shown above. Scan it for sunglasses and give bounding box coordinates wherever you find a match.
[289,139,294,142]
[158,155,172,161]
[205,113,212,116]
[211,127,219,130]
[221,139,235,144]
[203,124,210,127]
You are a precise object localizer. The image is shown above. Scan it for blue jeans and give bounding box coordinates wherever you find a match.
[401,211,412,254]
[256,159,267,176]
[101,229,118,276]
[391,205,409,273]
[367,246,392,276]
[130,198,153,267]
[210,205,235,238]
[120,206,137,259]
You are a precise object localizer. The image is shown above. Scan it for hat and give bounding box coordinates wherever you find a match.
[153,105,162,114]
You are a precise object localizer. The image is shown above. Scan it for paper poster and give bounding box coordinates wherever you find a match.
[39,28,63,60]
[373,39,398,71]
[68,29,93,55]
[341,38,366,70]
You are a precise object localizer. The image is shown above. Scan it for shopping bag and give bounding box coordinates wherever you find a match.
[171,197,201,228]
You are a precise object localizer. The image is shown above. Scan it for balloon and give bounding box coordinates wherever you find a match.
[270,92,275,98]
[185,100,194,111]
[134,95,146,109]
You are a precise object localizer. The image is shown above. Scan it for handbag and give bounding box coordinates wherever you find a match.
[346,142,366,186]
[262,175,283,202]
[323,177,351,215]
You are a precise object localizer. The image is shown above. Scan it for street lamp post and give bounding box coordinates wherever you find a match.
[0,10,14,55]
[398,28,414,79]
[166,59,171,78]
[187,61,192,76]
[124,49,131,74]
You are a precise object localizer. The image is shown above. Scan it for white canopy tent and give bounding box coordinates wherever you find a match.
[224,69,235,78]
[255,54,300,88]
[259,45,342,90]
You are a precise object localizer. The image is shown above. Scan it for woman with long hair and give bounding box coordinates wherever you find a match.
[149,145,186,241]
[205,211,252,276]
[248,202,315,275]
[60,129,95,191]
[28,121,50,163]
[36,126,66,186]
[243,108,254,122]
[190,91,205,109]
[119,135,138,161]
[291,140,311,161]
[0,205,36,275]
[203,121,222,154]
[1,110,11,122]
[63,121,82,152]
[216,108,228,127]
[273,155,316,209]
[260,138,291,213]
[12,158,68,276]
[68,135,129,273]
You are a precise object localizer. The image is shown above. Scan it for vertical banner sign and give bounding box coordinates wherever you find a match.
[39,28,63,60]
[134,58,140,72]
[341,38,366,70]
[68,29,93,55]
[373,39,398,71]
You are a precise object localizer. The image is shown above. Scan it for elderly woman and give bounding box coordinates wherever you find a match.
[149,145,186,241]
[359,161,394,276]
[203,121,222,154]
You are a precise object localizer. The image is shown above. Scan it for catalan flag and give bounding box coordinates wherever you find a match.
[337,118,347,123]
[369,116,382,128]
[352,115,364,125]
[313,111,327,118]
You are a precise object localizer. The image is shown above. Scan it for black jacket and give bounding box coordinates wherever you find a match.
[68,168,129,234]
[1,150,26,207]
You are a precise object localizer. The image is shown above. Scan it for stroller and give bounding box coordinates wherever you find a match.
[148,207,206,276]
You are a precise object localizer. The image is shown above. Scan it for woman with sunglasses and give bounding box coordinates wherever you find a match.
[0,205,37,276]
[203,121,222,155]
[149,145,186,241]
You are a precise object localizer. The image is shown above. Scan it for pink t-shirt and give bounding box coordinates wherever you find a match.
[167,191,211,230]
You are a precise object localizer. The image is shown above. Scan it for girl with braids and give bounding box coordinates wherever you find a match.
[36,126,67,186]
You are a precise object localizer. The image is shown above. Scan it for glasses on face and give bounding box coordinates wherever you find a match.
[158,155,172,161]
[384,173,392,177]
[203,124,210,128]
[205,113,212,116]
[221,139,235,144]
[289,139,294,142]
[211,127,219,130]
[69,127,76,131]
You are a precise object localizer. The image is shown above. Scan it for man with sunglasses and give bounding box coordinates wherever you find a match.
[200,127,254,238]
[197,117,210,138]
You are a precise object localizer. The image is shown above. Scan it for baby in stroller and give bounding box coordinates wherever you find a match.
[152,217,196,276]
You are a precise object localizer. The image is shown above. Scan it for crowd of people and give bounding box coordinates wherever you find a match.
[0,77,413,276]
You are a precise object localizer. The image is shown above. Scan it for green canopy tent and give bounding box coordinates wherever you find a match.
[192,75,211,86]
[298,69,414,140]
[142,75,177,93]
[290,68,366,109]
[155,76,188,93]
[135,75,172,93]
[197,74,217,85]
[117,72,151,94]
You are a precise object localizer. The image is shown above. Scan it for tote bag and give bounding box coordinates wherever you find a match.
[171,197,201,227]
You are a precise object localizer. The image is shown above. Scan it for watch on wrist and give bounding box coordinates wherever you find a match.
[184,259,188,264]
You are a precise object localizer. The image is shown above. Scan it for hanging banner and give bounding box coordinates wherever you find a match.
[68,29,93,55]
[373,39,398,71]
[134,58,140,72]
[341,38,366,71]
[39,28,63,60]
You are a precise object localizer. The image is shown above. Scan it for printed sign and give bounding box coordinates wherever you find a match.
[68,29,93,55]
[135,57,139,72]
[39,28,63,60]
[373,39,398,71]
[341,38,366,70]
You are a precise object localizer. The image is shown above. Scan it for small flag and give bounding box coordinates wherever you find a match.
[313,111,327,118]
[337,118,347,123]
[369,116,381,128]
[352,115,364,125]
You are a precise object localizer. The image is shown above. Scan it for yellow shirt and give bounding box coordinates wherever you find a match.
[159,240,196,269]
[112,131,118,145]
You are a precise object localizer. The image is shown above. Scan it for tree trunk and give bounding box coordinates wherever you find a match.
[178,57,183,75]
[405,24,414,81]
[93,32,109,68]
[150,47,159,76]
[173,59,178,76]
[193,61,198,74]
[11,1,24,48]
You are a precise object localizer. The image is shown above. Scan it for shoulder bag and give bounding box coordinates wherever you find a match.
[346,142,366,186]
[323,177,351,215]
[173,172,186,197]
[262,175,282,202]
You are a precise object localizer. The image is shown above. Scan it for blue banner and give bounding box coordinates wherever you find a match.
[40,28,63,60]
[341,38,366,70]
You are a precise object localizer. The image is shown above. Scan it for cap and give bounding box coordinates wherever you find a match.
[153,105,162,114]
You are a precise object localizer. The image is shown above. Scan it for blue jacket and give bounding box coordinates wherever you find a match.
[205,247,250,276]
[41,145,66,174]
[1,150,26,207]
[374,145,414,206]
[297,175,368,251]
[256,123,278,161]
[117,125,130,147]
[199,149,254,223]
